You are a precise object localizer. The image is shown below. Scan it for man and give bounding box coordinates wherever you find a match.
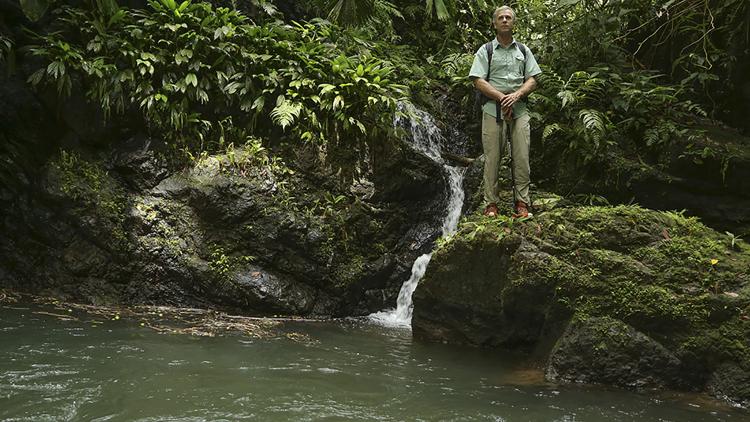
[469,5,542,218]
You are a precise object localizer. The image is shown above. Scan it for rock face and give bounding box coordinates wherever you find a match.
[0,69,450,315]
[413,206,750,406]
[0,137,448,316]
[546,317,683,389]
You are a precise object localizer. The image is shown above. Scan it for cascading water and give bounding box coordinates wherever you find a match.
[369,104,466,328]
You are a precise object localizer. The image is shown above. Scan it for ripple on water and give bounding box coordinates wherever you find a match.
[1,368,79,381]
[0,305,747,422]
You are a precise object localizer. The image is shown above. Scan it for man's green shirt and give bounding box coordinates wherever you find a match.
[469,38,542,119]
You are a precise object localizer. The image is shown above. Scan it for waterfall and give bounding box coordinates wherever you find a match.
[369,104,466,328]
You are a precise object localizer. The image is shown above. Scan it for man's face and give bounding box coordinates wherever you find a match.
[493,10,514,34]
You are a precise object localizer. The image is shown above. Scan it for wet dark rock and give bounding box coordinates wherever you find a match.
[110,136,170,190]
[0,133,449,317]
[546,317,682,389]
[708,363,750,408]
[413,206,750,406]
[226,265,321,315]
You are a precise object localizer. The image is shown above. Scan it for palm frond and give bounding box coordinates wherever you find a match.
[327,0,377,26]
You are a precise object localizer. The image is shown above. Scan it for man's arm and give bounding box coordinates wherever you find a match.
[472,77,506,102]
[499,76,537,109]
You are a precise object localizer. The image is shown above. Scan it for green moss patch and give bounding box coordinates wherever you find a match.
[48,150,129,245]
[428,204,750,377]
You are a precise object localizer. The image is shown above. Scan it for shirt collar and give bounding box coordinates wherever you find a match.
[492,37,517,50]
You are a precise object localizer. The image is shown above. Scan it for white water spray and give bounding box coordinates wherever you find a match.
[369,105,466,328]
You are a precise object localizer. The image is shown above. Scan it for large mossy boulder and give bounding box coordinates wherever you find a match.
[412,205,750,405]
[0,134,448,316]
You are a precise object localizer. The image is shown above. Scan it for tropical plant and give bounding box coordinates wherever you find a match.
[531,65,707,165]
[26,0,409,181]
[0,34,11,64]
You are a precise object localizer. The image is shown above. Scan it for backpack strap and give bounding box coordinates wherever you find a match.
[516,42,531,80]
[516,42,527,61]
[484,41,493,81]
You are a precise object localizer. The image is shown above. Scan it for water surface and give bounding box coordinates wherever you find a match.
[0,304,746,421]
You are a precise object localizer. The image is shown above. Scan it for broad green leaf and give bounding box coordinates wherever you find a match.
[333,95,344,110]
[319,84,336,95]
[252,96,265,110]
[20,0,49,21]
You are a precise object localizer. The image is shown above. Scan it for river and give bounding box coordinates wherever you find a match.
[0,303,746,421]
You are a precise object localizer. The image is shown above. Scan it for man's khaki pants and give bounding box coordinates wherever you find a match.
[482,112,531,206]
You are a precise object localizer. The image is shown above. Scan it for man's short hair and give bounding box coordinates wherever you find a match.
[493,5,516,22]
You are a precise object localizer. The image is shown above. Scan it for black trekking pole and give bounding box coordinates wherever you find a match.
[499,102,520,214]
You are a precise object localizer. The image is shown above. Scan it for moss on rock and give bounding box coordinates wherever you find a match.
[414,204,750,405]
[46,150,131,247]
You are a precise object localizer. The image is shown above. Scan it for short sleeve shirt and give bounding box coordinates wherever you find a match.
[469,38,542,118]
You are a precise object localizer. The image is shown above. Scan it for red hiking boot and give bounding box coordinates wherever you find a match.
[483,203,499,217]
[512,201,533,219]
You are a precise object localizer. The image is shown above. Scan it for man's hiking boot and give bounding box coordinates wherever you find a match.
[512,201,533,219]
[483,203,499,217]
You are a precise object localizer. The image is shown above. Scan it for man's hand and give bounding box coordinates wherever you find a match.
[502,106,513,121]
[500,92,520,109]
[501,77,538,113]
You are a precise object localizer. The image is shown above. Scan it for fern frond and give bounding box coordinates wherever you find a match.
[327,0,377,25]
[679,100,707,117]
[644,127,661,147]
[578,109,606,137]
[543,123,562,140]
[375,0,403,19]
[580,77,607,102]
[564,71,591,91]
[558,90,577,108]
[441,53,472,77]
[252,0,278,16]
[271,99,302,130]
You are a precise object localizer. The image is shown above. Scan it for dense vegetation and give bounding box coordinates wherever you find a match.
[1,0,748,189]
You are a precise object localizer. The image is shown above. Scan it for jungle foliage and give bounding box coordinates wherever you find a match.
[20,0,412,180]
[4,0,749,179]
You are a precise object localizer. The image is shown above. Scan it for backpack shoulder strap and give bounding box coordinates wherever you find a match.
[516,42,527,61]
[484,41,493,80]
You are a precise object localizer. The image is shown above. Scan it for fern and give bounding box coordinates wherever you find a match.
[374,0,403,20]
[542,123,562,140]
[271,99,303,130]
[579,109,606,137]
[644,127,661,147]
[558,90,577,108]
[0,35,11,63]
[441,52,471,77]
[564,71,591,91]
[679,100,707,117]
[326,0,377,25]
[580,77,607,102]
[251,0,278,16]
